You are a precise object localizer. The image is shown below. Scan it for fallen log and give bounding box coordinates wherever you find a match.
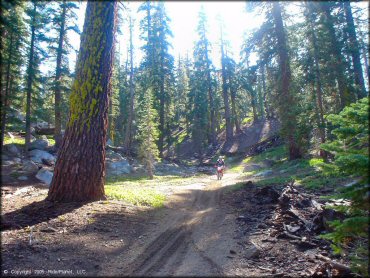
[315,254,353,276]
[35,127,54,135]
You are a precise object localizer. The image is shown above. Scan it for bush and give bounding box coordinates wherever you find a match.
[320,97,369,276]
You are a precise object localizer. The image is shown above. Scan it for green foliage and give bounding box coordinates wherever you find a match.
[105,185,166,208]
[319,98,369,274]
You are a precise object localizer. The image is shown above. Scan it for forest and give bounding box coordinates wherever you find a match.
[1,1,369,277]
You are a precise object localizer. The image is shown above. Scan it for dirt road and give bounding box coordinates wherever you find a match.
[100,173,246,276]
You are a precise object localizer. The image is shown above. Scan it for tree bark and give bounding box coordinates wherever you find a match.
[54,0,67,148]
[48,1,117,202]
[25,2,37,151]
[272,2,301,160]
[123,16,135,154]
[343,1,366,98]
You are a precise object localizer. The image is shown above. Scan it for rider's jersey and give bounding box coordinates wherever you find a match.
[216,160,225,167]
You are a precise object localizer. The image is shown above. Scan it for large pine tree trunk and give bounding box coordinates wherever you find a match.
[48,1,117,202]
[54,0,67,148]
[343,1,366,98]
[272,2,301,160]
[25,2,37,151]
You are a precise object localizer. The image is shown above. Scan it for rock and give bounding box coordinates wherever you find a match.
[29,149,56,164]
[253,170,273,177]
[6,144,21,156]
[22,160,39,173]
[2,160,15,166]
[244,245,260,259]
[29,139,49,150]
[13,157,22,164]
[106,139,113,146]
[17,176,28,181]
[42,158,54,166]
[106,160,132,177]
[106,150,124,161]
[35,168,53,186]
[1,154,9,160]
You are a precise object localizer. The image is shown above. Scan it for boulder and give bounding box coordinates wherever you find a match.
[12,157,21,164]
[1,154,9,160]
[2,160,15,166]
[106,150,124,161]
[35,168,53,186]
[29,139,49,150]
[244,245,260,259]
[18,176,28,181]
[29,149,56,165]
[5,144,21,157]
[22,160,39,173]
[253,169,273,177]
[106,139,113,146]
[106,159,132,177]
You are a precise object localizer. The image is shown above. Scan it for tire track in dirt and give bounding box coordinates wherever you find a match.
[109,174,241,276]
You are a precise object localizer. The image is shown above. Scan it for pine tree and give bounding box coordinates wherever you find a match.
[48,2,118,202]
[24,1,51,150]
[49,1,79,147]
[220,24,233,142]
[1,1,26,148]
[123,15,135,153]
[152,2,174,157]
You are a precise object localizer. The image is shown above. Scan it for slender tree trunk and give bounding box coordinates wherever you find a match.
[25,2,37,151]
[230,82,241,133]
[54,0,67,148]
[362,47,369,90]
[1,31,14,148]
[48,1,117,202]
[205,44,216,145]
[261,64,270,118]
[272,2,301,160]
[220,30,233,142]
[307,2,327,158]
[123,16,135,153]
[250,91,258,122]
[343,1,366,98]
[158,57,165,158]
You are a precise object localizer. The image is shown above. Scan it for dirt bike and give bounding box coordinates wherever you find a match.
[215,165,224,180]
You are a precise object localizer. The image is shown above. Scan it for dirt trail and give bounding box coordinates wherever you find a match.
[100,173,244,277]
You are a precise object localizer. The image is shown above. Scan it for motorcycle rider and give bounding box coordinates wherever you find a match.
[215,156,225,173]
